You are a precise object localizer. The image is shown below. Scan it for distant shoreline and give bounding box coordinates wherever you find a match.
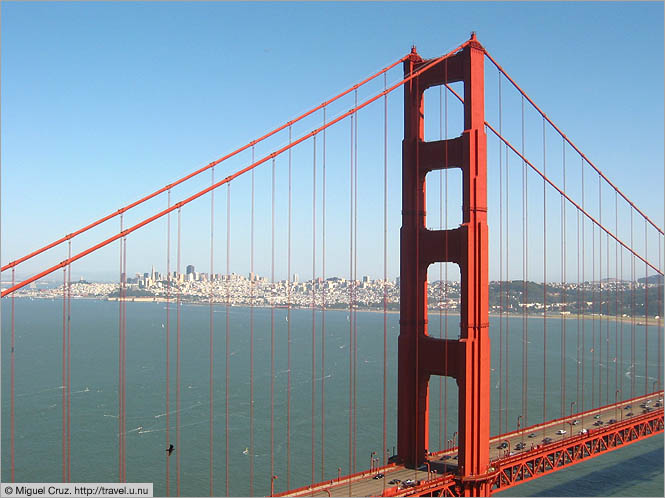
[13,295,662,326]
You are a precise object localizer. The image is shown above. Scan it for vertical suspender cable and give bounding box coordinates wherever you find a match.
[272,157,277,493]
[644,219,648,395]
[322,107,327,480]
[498,70,503,437]
[287,127,293,491]
[542,117,547,424]
[561,138,567,420]
[606,203,610,404]
[165,191,171,497]
[176,209,181,496]
[250,149,255,497]
[383,77,388,464]
[348,114,354,491]
[505,138,510,435]
[521,95,528,430]
[581,158,585,414]
[576,206,581,412]
[225,184,231,496]
[62,265,67,482]
[631,208,635,398]
[438,84,443,449]
[444,65,450,450]
[598,176,602,406]
[67,240,72,482]
[209,166,215,497]
[10,267,16,482]
[118,215,123,483]
[592,223,596,409]
[311,135,317,483]
[122,236,127,481]
[620,222,624,399]
[614,192,619,399]
[311,137,317,485]
[353,89,359,474]
[658,235,662,391]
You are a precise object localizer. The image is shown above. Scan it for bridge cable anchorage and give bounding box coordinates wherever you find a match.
[165,190,171,497]
[1,43,469,299]
[483,48,664,237]
[176,208,182,496]
[209,166,215,497]
[249,148,255,497]
[0,55,413,277]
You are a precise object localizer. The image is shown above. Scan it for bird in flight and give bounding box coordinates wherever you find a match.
[166,444,174,456]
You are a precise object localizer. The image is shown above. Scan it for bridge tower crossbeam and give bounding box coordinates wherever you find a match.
[398,33,491,496]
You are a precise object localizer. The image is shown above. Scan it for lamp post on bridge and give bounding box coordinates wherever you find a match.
[270,475,278,497]
[370,451,376,473]
[653,381,658,393]
[517,415,523,442]
[615,390,622,421]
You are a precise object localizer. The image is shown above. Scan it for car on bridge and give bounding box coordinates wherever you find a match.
[572,420,580,425]
[542,437,552,444]
[556,429,566,435]
[497,442,508,449]
[373,473,384,480]
[579,429,588,434]
[528,433,537,438]
[515,442,526,450]
[608,419,617,424]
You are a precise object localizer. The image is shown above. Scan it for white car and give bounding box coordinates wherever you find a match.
[579,428,588,434]
[556,429,566,435]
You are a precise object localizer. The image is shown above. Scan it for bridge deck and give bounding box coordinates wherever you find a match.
[281,391,663,497]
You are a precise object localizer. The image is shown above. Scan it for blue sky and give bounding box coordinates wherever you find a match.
[2,1,663,283]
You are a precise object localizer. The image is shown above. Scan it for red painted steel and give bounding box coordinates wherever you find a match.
[398,33,491,496]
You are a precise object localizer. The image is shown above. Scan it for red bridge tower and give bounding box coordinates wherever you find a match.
[398,34,492,495]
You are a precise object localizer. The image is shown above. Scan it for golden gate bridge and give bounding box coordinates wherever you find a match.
[2,34,663,496]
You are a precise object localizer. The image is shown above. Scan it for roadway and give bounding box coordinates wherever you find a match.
[283,391,663,497]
